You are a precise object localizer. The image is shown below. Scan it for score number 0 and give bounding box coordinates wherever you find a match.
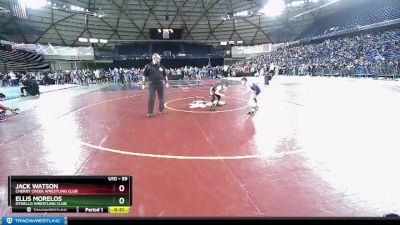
[118,184,126,205]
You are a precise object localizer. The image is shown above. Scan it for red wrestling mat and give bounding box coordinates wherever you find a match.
[1,81,399,217]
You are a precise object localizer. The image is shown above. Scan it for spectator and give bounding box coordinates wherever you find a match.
[20,76,40,97]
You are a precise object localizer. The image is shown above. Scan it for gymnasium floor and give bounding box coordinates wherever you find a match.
[1,76,400,217]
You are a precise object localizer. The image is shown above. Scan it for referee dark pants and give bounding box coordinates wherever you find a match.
[148,83,164,114]
[21,86,28,95]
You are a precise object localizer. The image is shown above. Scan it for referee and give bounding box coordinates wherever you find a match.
[143,53,169,117]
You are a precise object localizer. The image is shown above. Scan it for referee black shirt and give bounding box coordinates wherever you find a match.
[143,63,167,85]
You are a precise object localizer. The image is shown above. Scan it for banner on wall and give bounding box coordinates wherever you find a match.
[11,43,94,60]
[231,43,276,57]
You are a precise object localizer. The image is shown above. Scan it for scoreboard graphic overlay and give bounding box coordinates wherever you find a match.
[8,176,132,214]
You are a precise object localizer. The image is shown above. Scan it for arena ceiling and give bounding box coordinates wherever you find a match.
[0,0,349,52]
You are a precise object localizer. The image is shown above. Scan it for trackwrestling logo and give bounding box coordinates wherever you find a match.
[2,217,64,225]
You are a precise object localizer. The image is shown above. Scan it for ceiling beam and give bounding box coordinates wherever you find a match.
[241,17,273,43]
[109,0,147,40]
[184,0,221,39]
[202,0,219,42]
[140,0,163,28]
[33,13,79,43]
[170,0,195,40]
[167,0,190,29]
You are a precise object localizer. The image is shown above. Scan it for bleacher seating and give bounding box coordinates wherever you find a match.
[111,43,217,59]
[299,0,400,40]
[183,43,213,57]
[231,28,400,78]
[152,43,181,56]
[117,44,149,56]
[0,61,6,73]
[0,49,49,73]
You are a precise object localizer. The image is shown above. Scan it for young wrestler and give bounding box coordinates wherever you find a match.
[241,77,261,114]
[209,83,228,111]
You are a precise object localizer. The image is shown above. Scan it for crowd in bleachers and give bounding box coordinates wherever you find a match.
[2,25,399,88]
[229,28,400,78]
[0,65,224,88]
[3,25,400,90]
[165,66,223,80]
[299,0,400,40]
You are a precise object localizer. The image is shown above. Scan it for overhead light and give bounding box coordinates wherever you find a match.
[36,2,105,18]
[97,12,105,18]
[158,29,161,33]
[237,40,244,44]
[78,38,88,42]
[99,39,108,44]
[290,1,304,7]
[290,0,342,20]
[220,41,227,46]
[259,0,285,17]
[234,10,248,17]
[21,0,47,9]
[89,38,98,43]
